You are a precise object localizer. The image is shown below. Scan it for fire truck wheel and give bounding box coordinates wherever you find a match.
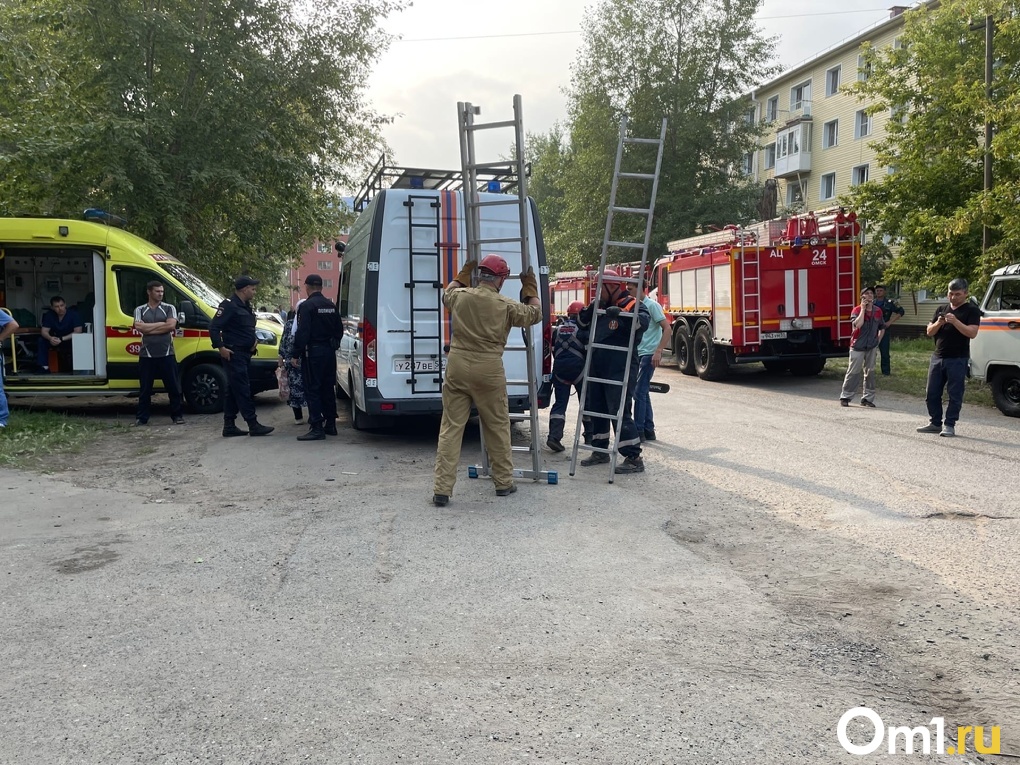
[788,359,826,377]
[673,325,697,376]
[693,325,728,381]
[991,368,1020,417]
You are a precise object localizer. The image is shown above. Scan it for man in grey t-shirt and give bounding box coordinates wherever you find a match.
[133,280,184,425]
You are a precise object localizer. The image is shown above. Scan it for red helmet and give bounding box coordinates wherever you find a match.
[601,268,625,286]
[479,254,511,279]
[567,300,585,315]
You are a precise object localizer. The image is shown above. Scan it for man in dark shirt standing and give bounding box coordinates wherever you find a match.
[873,284,905,375]
[210,275,274,437]
[290,274,341,441]
[916,278,982,438]
[133,280,185,426]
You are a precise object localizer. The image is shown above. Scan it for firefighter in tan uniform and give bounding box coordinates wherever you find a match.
[432,255,543,507]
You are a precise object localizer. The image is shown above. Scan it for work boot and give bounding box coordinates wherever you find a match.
[223,422,248,437]
[546,437,564,452]
[580,452,611,467]
[615,455,645,474]
[324,422,338,436]
[583,432,593,445]
[248,421,275,437]
[495,483,517,497]
[916,422,941,434]
[643,429,656,441]
[432,494,449,507]
[297,426,325,441]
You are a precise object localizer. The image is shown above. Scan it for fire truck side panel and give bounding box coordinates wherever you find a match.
[713,264,733,341]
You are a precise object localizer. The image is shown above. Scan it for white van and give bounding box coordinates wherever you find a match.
[334,182,552,429]
[970,263,1020,417]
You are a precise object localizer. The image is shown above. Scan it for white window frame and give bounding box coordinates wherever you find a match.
[854,110,872,139]
[822,119,838,149]
[764,143,776,170]
[316,260,333,270]
[790,80,811,111]
[852,164,870,186]
[786,180,806,206]
[825,65,841,97]
[741,152,754,176]
[776,126,801,160]
[766,96,778,122]
[858,55,872,82]
[820,172,836,200]
[316,242,331,253]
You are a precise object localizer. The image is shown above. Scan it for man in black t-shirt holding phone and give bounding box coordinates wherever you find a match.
[916,278,982,437]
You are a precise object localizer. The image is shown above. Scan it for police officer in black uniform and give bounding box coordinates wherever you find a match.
[291,274,342,441]
[210,275,275,437]
[547,300,592,452]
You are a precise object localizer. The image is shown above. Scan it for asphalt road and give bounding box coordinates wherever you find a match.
[2,367,1019,764]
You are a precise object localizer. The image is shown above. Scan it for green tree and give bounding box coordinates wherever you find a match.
[847,0,1020,292]
[538,0,777,269]
[0,0,403,287]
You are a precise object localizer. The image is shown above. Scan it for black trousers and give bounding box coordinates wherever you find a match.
[222,351,256,424]
[136,355,183,422]
[301,345,338,428]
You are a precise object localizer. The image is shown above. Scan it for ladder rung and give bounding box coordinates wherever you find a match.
[584,377,625,387]
[506,379,532,386]
[590,343,630,352]
[606,240,646,249]
[510,445,537,453]
[468,199,521,208]
[618,172,656,180]
[465,120,517,132]
[508,413,534,422]
[466,160,516,170]
[623,137,662,145]
[612,206,651,215]
[473,237,524,245]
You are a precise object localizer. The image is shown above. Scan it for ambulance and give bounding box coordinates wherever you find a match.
[334,167,552,429]
[970,263,1020,417]
[0,211,281,413]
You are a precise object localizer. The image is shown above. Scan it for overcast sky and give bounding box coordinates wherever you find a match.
[365,1,902,172]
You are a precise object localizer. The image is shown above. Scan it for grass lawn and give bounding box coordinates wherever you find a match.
[820,337,995,410]
[0,410,112,468]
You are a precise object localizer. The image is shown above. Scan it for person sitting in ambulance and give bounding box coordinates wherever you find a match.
[37,296,84,372]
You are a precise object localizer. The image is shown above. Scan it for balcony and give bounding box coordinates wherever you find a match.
[775,148,812,177]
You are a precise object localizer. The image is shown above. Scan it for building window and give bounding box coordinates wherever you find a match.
[890,103,908,124]
[820,173,836,200]
[741,152,754,176]
[316,260,333,270]
[854,110,872,139]
[323,279,334,288]
[764,143,776,169]
[822,119,838,149]
[786,181,805,207]
[316,242,331,253]
[744,106,756,125]
[790,80,811,111]
[766,96,778,122]
[825,66,841,97]
[852,164,870,186]
[858,55,872,82]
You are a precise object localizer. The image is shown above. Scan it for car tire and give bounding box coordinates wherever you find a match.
[991,368,1020,417]
[673,324,697,376]
[183,363,227,414]
[693,325,728,381]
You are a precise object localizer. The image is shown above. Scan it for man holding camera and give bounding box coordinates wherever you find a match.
[839,287,886,408]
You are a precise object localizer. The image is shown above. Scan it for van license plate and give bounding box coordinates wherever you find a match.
[761,332,787,340]
[394,359,442,373]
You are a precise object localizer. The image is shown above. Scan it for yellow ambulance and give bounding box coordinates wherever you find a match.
[0,211,281,412]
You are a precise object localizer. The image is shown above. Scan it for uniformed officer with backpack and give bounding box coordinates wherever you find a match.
[291,273,342,441]
[546,301,592,452]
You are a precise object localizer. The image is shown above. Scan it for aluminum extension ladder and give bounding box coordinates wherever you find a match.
[569,116,667,483]
[456,95,556,487]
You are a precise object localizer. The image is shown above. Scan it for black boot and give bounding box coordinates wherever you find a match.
[248,421,275,436]
[223,422,248,437]
[297,425,326,441]
[323,421,338,436]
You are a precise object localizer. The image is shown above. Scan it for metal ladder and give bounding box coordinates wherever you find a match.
[835,227,858,342]
[569,116,667,483]
[741,243,761,346]
[402,194,445,394]
[456,95,556,486]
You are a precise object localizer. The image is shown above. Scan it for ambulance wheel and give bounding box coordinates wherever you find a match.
[991,368,1020,417]
[788,359,826,377]
[693,325,728,381]
[673,325,697,376]
[184,363,227,414]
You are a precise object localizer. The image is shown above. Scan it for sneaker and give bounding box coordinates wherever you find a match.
[839,398,850,407]
[916,423,941,434]
[546,437,564,452]
[324,423,338,436]
[615,456,645,474]
[495,483,518,497]
[580,453,611,467]
[940,425,956,437]
[643,429,656,441]
[247,422,275,437]
[133,419,148,426]
[296,427,325,441]
[173,416,185,425]
[223,424,248,437]
[432,494,449,507]
[860,399,876,408]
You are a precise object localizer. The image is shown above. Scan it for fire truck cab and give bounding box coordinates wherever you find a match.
[655,210,861,380]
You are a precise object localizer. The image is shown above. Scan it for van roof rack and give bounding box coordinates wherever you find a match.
[352,154,527,213]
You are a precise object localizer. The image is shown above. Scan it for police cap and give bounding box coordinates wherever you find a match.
[304,274,324,287]
[234,275,260,289]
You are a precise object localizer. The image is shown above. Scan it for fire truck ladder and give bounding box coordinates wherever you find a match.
[457,95,556,487]
[569,116,668,483]
[741,242,761,346]
[402,194,444,394]
[834,226,858,342]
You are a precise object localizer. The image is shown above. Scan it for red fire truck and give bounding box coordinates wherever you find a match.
[653,209,861,380]
[550,261,647,318]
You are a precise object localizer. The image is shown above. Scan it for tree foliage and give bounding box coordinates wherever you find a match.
[0,0,403,287]
[846,0,1020,292]
[530,0,777,271]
